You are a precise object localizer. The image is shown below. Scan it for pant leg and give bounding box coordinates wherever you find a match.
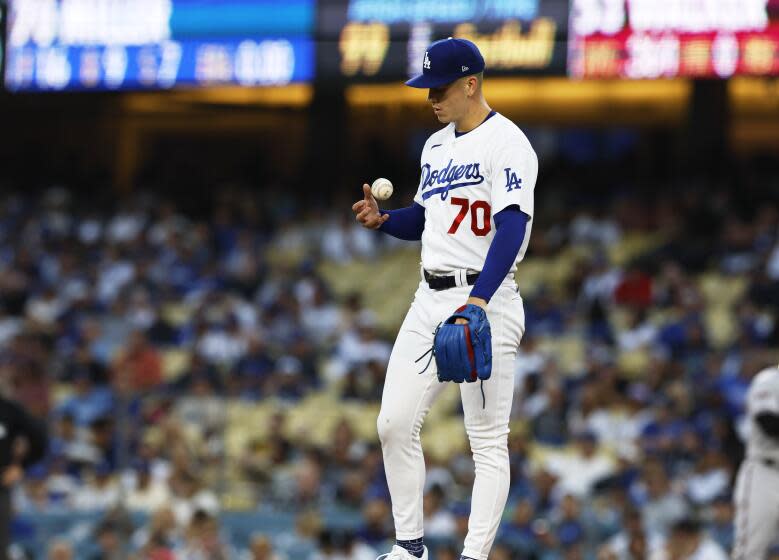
[733,460,779,560]
[378,285,448,540]
[460,287,525,560]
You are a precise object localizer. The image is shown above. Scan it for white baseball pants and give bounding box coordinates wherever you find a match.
[377,277,525,560]
[733,458,779,560]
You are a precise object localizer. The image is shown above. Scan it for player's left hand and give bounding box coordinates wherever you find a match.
[454,297,487,324]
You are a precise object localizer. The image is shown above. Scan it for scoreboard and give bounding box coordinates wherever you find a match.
[320,0,570,81]
[3,0,316,91]
[568,0,779,78]
[4,0,779,91]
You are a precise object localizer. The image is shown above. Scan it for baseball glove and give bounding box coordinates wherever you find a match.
[432,304,492,384]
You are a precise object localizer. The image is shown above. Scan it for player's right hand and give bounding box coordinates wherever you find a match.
[352,184,389,229]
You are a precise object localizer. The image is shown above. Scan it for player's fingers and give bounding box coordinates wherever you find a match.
[363,184,373,201]
[358,213,379,229]
[352,200,366,212]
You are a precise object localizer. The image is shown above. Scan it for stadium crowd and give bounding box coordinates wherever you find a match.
[1,154,779,559]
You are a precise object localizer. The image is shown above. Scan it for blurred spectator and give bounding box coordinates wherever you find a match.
[112,330,163,392]
[61,343,109,385]
[599,507,661,560]
[176,510,232,560]
[311,529,337,560]
[569,210,621,248]
[341,361,385,402]
[286,452,323,507]
[13,464,51,514]
[89,520,123,560]
[168,471,219,527]
[355,499,392,547]
[578,254,620,343]
[72,462,119,511]
[241,534,286,560]
[131,507,180,553]
[423,484,456,539]
[335,530,376,560]
[513,334,550,392]
[553,495,586,550]
[333,311,391,375]
[530,383,569,445]
[617,308,657,351]
[497,498,539,556]
[56,374,113,428]
[706,495,734,554]
[614,263,652,310]
[299,282,344,346]
[235,338,275,397]
[320,215,378,264]
[172,374,225,439]
[271,510,322,558]
[527,468,559,518]
[45,453,79,506]
[683,447,730,506]
[524,290,566,336]
[46,540,73,560]
[648,518,727,560]
[545,431,617,498]
[634,460,690,538]
[195,315,248,369]
[125,460,170,513]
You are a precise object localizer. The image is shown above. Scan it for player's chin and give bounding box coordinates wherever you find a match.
[434,111,450,123]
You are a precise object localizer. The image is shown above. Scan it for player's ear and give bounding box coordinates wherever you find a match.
[466,76,477,97]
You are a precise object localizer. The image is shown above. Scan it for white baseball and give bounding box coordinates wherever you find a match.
[371,178,394,201]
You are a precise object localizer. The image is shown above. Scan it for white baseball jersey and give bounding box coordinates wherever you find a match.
[413,113,538,275]
[746,366,779,462]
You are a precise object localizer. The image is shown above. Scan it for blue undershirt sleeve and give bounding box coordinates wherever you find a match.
[378,202,426,241]
[469,205,529,303]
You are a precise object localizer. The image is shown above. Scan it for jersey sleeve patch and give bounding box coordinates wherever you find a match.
[490,141,537,217]
[503,168,523,192]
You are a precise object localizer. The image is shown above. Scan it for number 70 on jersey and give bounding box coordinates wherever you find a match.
[447,198,491,237]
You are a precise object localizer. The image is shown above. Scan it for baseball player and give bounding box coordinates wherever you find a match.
[733,364,779,559]
[352,38,538,560]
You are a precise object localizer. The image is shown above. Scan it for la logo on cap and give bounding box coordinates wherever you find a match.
[423,52,431,69]
[462,65,469,72]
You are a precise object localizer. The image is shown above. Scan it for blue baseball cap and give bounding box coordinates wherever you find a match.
[406,38,485,89]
